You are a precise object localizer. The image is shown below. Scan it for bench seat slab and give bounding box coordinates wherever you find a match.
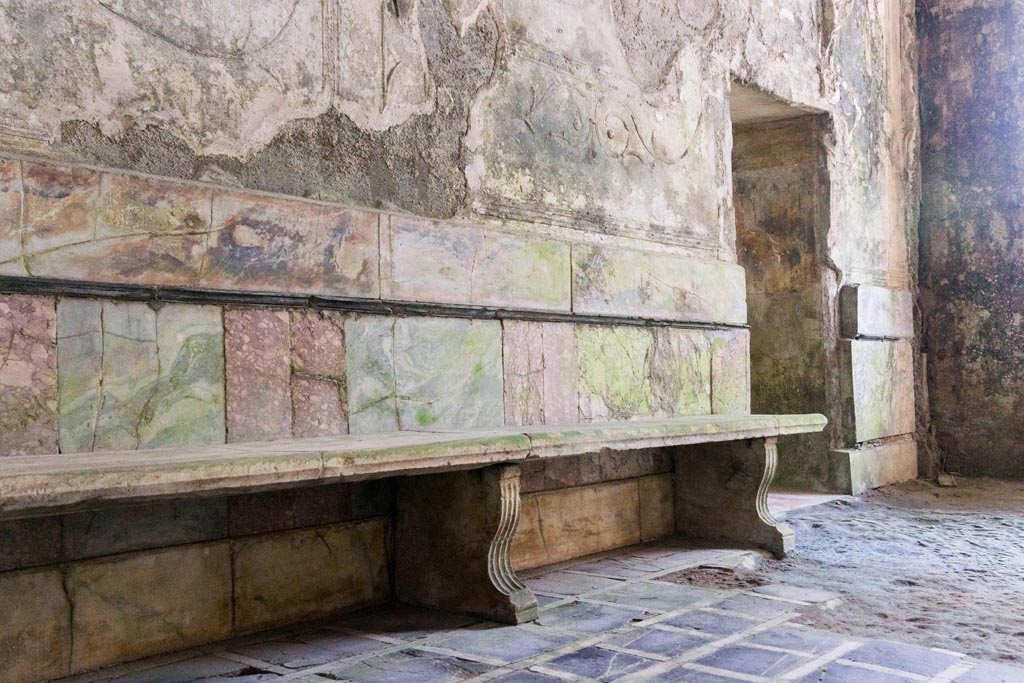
[674,437,794,558]
[394,464,538,624]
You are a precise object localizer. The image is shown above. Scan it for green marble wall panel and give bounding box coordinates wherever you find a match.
[346,315,503,432]
[57,300,225,453]
[708,329,751,415]
[572,244,747,325]
[381,217,571,311]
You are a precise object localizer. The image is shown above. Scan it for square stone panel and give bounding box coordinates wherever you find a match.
[649,666,770,682]
[543,645,654,682]
[431,624,577,664]
[796,661,917,683]
[107,656,259,683]
[230,635,381,670]
[336,605,480,641]
[696,644,810,678]
[659,609,763,637]
[711,593,800,618]
[324,649,492,683]
[841,640,964,677]
[956,661,1024,683]
[605,627,711,658]
[0,568,71,683]
[525,571,623,597]
[744,624,847,655]
[535,601,648,634]
[589,580,713,612]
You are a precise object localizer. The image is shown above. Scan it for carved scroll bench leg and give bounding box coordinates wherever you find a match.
[394,464,539,624]
[672,437,794,558]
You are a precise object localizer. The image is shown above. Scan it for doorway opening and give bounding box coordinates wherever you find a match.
[729,83,834,490]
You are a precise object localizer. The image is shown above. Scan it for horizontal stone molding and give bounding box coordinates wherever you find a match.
[839,284,914,339]
[829,437,918,495]
[0,275,749,331]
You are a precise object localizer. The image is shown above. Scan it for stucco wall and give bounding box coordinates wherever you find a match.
[919,0,1024,478]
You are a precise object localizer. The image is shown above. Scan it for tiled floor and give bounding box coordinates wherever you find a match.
[58,539,1024,683]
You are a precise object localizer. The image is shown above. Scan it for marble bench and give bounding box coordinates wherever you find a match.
[0,414,826,625]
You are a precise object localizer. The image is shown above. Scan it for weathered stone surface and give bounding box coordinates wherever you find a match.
[67,543,232,672]
[381,217,571,310]
[29,173,212,285]
[541,323,579,425]
[0,295,58,455]
[394,318,503,429]
[345,315,399,434]
[62,499,228,561]
[839,340,916,444]
[577,325,710,421]
[233,518,389,631]
[573,244,747,325]
[503,321,545,426]
[709,329,751,415]
[0,517,62,572]
[840,285,914,339]
[639,474,675,542]
[829,439,918,495]
[0,568,71,683]
[142,305,225,448]
[225,308,291,442]
[650,327,712,416]
[348,316,503,431]
[57,300,224,453]
[17,163,100,276]
[0,160,22,269]
[513,480,642,570]
[207,192,379,297]
[290,309,348,437]
[227,481,394,537]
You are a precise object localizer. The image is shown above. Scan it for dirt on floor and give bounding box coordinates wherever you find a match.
[746,478,1024,664]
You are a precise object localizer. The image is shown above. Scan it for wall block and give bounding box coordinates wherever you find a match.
[0,294,58,455]
[572,244,747,325]
[840,284,914,339]
[225,308,292,442]
[839,339,916,444]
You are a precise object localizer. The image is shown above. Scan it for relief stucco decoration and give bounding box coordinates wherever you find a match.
[0,0,437,157]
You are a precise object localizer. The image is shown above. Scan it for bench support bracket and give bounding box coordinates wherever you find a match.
[394,463,538,624]
[673,437,794,557]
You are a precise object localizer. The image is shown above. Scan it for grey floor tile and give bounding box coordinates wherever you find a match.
[323,649,491,683]
[711,593,800,618]
[525,571,623,596]
[430,624,578,664]
[647,666,746,683]
[334,605,480,641]
[605,627,710,658]
[491,672,566,683]
[956,661,1024,683]
[744,624,847,655]
[797,661,918,683]
[588,580,716,612]
[535,601,648,633]
[842,640,963,677]
[109,657,263,683]
[695,644,810,677]
[570,556,668,579]
[230,630,387,670]
[543,646,654,682]
[534,593,563,608]
[659,608,762,636]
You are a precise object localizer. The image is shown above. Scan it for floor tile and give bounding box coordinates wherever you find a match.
[108,657,262,683]
[525,571,623,596]
[956,661,1024,683]
[842,640,963,677]
[230,631,386,669]
[589,580,716,612]
[659,609,762,636]
[744,624,847,655]
[695,644,810,677]
[796,661,918,683]
[570,556,667,579]
[543,646,654,681]
[430,624,578,664]
[751,583,841,604]
[535,601,648,633]
[335,605,479,641]
[711,593,800,618]
[647,666,748,683]
[605,627,710,658]
[491,672,566,683]
[323,649,491,683]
